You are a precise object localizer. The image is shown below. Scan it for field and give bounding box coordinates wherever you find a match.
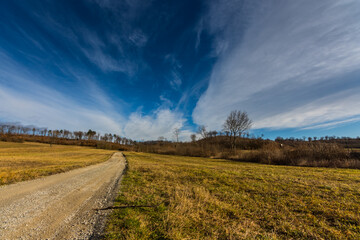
[105,152,360,240]
[0,141,115,185]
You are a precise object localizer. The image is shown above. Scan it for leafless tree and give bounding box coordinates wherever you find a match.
[53,130,60,138]
[208,130,218,138]
[74,131,84,140]
[115,135,122,144]
[197,125,208,139]
[173,128,180,142]
[86,129,96,140]
[95,133,100,140]
[223,110,252,152]
[190,134,197,142]
[22,127,31,135]
[0,124,6,134]
[63,130,70,138]
[16,125,21,134]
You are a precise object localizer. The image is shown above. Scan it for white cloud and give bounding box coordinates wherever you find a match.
[165,54,183,90]
[0,84,123,133]
[30,5,143,77]
[0,50,123,134]
[0,52,191,140]
[301,117,360,131]
[78,29,136,75]
[169,70,182,90]
[129,29,148,47]
[124,108,189,141]
[254,88,360,129]
[193,0,360,131]
[195,18,203,51]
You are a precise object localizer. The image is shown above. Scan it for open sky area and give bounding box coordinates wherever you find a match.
[1,0,360,141]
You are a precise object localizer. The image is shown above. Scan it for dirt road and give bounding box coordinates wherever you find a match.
[0,152,126,240]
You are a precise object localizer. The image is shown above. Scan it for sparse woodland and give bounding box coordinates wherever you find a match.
[1,120,359,169]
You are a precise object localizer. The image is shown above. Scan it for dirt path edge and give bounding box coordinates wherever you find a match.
[90,152,128,239]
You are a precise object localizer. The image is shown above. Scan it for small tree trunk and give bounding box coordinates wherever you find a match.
[234,137,237,154]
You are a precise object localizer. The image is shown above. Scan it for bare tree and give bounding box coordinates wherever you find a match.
[223,110,252,152]
[74,131,84,140]
[53,130,60,138]
[158,136,165,141]
[63,130,70,138]
[197,125,208,139]
[86,129,96,140]
[23,127,31,135]
[208,130,218,138]
[0,124,6,134]
[190,134,197,142]
[173,128,180,142]
[101,134,108,142]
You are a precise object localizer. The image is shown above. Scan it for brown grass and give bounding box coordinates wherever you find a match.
[105,152,360,240]
[0,141,115,185]
[134,139,360,169]
[241,142,360,168]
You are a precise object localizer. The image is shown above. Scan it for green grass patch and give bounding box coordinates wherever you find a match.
[105,152,360,240]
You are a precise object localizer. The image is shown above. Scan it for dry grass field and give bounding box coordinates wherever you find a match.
[0,141,115,185]
[105,152,360,240]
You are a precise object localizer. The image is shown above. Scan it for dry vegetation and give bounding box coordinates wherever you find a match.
[0,141,115,185]
[105,152,360,240]
[2,122,360,169]
[135,138,360,169]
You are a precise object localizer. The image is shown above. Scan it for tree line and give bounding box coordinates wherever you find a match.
[0,123,134,146]
[1,109,360,168]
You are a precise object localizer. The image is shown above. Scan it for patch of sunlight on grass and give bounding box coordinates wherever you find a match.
[105,152,360,240]
[0,141,115,185]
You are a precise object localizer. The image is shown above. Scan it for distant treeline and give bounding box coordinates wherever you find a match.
[0,123,133,151]
[1,122,360,169]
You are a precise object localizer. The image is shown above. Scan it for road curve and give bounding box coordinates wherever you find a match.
[0,152,126,240]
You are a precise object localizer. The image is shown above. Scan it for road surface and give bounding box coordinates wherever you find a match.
[0,152,126,240]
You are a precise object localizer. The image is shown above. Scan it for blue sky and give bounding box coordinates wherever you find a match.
[1,0,360,141]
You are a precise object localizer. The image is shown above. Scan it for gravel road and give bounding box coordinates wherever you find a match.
[0,152,126,240]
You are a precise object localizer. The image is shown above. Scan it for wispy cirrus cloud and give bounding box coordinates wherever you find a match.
[0,82,123,134]
[301,117,360,131]
[255,87,360,129]
[164,54,183,90]
[0,51,190,139]
[193,0,360,131]
[27,0,148,77]
[0,48,123,133]
[0,1,195,140]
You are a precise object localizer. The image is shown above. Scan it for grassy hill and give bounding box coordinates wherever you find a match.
[105,152,360,240]
[0,141,115,185]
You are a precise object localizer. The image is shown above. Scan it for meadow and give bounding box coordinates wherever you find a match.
[0,141,115,185]
[105,152,360,240]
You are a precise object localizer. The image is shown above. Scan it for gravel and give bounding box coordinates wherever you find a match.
[0,152,126,240]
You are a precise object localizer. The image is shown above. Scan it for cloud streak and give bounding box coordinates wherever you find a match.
[0,48,123,133]
[0,1,194,140]
[193,0,360,131]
